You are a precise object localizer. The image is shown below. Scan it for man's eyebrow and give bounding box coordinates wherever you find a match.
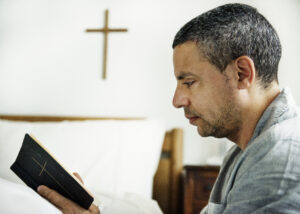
[176,72,196,80]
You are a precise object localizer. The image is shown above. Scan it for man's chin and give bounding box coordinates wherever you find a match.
[197,125,218,138]
[197,126,209,137]
[197,126,228,139]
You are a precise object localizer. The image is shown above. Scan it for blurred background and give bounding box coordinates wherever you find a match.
[1,0,300,165]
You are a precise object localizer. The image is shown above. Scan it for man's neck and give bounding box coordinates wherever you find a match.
[232,83,281,150]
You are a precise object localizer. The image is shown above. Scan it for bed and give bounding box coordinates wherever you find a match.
[0,115,183,214]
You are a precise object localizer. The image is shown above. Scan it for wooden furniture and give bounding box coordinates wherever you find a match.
[182,165,220,214]
[153,128,183,214]
[0,114,183,214]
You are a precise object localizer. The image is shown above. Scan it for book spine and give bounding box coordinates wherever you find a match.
[10,162,39,192]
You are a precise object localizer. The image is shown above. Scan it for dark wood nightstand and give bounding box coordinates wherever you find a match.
[182,165,220,214]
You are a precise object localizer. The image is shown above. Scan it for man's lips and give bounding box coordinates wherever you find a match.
[185,115,199,124]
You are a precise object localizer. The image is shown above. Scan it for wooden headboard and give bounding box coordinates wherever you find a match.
[0,115,183,214]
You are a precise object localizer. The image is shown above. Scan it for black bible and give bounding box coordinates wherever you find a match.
[10,133,94,210]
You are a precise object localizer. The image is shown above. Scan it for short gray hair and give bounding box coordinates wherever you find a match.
[172,3,282,88]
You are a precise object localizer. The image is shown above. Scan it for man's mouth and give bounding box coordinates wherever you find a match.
[185,115,199,124]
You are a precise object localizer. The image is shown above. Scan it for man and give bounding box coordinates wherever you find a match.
[38,3,300,214]
[172,3,300,213]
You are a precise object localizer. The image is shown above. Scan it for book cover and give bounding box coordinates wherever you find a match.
[10,133,94,210]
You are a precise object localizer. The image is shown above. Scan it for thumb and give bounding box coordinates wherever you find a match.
[73,172,84,184]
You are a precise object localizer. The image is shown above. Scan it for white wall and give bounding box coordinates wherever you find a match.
[1,0,300,165]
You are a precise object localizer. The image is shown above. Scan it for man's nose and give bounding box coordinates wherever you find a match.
[173,88,189,108]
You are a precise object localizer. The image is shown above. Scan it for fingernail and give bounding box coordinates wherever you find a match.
[37,185,44,193]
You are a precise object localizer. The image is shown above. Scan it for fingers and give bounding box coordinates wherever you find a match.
[37,185,101,214]
[89,204,101,214]
[73,172,84,184]
[37,185,78,211]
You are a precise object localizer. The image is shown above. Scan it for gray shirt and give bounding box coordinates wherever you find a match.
[201,88,300,214]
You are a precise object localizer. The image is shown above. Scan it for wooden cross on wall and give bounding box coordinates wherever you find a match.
[86,10,128,80]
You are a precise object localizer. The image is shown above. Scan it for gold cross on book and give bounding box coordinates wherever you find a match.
[38,161,47,176]
[86,9,128,79]
[31,157,72,198]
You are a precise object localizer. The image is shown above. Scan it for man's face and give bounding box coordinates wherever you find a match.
[172,41,241,139]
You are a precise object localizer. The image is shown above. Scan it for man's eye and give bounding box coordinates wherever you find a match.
[183,81,195,88]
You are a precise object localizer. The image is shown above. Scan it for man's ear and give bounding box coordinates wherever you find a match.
[234,56,256,89]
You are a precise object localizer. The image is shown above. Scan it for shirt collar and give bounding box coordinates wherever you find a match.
[248,88,294,144]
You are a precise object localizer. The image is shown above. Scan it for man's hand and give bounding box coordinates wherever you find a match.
[37,172,100,214]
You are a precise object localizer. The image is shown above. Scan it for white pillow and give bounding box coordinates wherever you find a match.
[0,119,165,199]
[0,177,60,214]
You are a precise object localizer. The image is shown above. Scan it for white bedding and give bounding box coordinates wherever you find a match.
[0,119,165,213]
[0,177,163,214]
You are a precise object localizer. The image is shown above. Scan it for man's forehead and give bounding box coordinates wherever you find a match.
[173,42,207,66]
[173,44,208,80]
[173,42,198,56]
